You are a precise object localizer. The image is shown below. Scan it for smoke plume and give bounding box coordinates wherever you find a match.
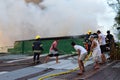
[0,0,114,47]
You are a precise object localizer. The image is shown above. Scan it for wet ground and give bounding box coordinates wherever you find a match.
[0,53,119,80]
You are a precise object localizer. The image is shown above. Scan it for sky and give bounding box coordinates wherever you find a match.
[0,0,116,48]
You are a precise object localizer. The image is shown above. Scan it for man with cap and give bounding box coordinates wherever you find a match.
[32,35,43,64]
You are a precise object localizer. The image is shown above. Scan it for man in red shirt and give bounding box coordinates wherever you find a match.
[44,40,60,63]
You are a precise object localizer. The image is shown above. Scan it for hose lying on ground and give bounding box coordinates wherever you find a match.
[38,52,92,80]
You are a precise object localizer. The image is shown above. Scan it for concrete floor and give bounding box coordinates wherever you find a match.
[0,53,111,80]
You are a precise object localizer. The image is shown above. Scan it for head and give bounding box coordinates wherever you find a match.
[87,30,92,35]
[35,35,40,40]
[89,35,94,41]
[97,30,101,34]
[71,42,76,47]
[107,30,110,34]
[55,39,59,42]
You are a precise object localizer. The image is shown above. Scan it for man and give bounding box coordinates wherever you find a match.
[32,35,43,64]
[106,30,114,50]
[89,35,101,69]
[84,30,92,54]
[44,39,60,63]
[106,30,115,60]
[71,42,87,75]
[97,30,107,63]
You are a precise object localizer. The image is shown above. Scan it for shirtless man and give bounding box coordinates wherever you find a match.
[89,35,101,69]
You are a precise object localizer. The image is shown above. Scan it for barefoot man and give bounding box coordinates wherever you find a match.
[71,42,87,75]
[89,35,101,69]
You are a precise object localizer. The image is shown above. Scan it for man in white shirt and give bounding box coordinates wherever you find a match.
[71,42,87,75]
[97,30,107,63]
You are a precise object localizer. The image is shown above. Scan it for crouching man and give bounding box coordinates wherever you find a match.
[71,42,87,75]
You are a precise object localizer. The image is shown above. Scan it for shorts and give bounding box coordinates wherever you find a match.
[79,53,87,61]
[93,56,101,62]
[92,49,101,62]
[100,45,106,53]
[48,50,59,57]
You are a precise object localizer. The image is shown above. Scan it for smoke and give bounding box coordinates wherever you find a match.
[0,0,114,47]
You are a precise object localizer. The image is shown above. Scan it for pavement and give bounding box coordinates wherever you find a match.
[0,53,119,80]
[86,61,120,80]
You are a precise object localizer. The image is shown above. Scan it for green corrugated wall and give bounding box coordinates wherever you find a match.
[8,38,84,55]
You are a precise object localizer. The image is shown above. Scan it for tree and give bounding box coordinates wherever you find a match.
[107,0,120,26]
[108,0,120,39]
[107,0,120,60]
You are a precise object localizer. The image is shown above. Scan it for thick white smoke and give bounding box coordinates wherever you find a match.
[0,0,115,47]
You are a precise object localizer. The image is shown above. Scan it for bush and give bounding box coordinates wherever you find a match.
[110,42,120,60]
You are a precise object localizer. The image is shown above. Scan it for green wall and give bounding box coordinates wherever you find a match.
[8,38,84,55]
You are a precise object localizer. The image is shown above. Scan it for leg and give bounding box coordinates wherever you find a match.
[44,56,50,63]
[78,59,83,74]
[55,56,60,63]
[81,61,85,72]
[44,51,53,63]
[100,45,107,63]
[33,53,37,63]
[94,56,100,69]
[37,53,40,63]
[79,53,86,72]
[101,53,106,63]
[94,61,100,69]
[55,54,60,63]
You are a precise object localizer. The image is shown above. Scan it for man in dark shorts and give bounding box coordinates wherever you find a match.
[32,35,43,64]
[44,40,60,63]
[97,30,107,63]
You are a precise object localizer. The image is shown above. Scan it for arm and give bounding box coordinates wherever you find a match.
[32,44,34,50]
[98,35,102,44]
[77,49,81,56]
[39,43,44,51]
[90,41,97,51]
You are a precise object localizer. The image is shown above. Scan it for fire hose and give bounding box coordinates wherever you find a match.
[38,52,92,80]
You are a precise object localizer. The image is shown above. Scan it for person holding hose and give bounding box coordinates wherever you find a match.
[71,42,87,75]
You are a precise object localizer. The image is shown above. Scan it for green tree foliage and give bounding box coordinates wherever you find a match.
[107,0,120,60]
[108,0,120,25]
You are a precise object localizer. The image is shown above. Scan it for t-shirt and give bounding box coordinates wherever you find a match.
[74,45,87,54]
[98,33,106,45]
[50,41,58,51]
[106,34,114,43]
